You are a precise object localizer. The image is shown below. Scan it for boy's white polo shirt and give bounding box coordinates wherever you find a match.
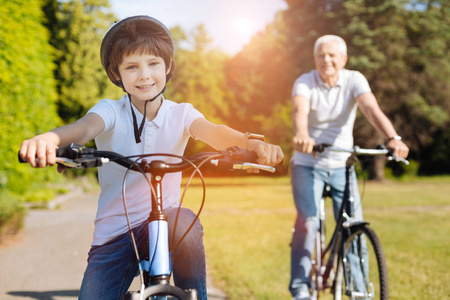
[87,95,204,246]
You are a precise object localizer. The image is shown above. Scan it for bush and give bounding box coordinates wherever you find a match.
[0,0,61,195]
[0,0,61,239]
[0,191,26,241]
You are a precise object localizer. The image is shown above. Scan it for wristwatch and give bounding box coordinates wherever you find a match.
[387,136,402,141]
[244,132,265,149]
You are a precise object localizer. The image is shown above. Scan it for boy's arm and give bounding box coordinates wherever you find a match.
[19,113,105,168]
[189,118,284,166]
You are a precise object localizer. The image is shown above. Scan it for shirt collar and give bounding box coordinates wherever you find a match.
[122,94,166,128]
[335,69,345,87]
[152,96,167,127]
[315,69,344,89]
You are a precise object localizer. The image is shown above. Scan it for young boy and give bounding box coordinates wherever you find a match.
[19,16,284,300]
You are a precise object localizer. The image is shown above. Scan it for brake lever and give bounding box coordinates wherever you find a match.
[313,144,332,153]
[379,144,410,165]
[56,157,109,169]
[222,146,258,163]
[232,163,276,173]
[387,156,410,166]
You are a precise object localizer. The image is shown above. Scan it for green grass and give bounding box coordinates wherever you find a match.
[181,175,450,300]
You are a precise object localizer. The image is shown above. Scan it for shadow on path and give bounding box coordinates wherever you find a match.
[8,290,79,300]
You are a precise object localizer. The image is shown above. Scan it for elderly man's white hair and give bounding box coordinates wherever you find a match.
[314,35,347,56]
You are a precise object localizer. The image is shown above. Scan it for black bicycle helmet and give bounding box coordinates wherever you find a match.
[100,15,174,88]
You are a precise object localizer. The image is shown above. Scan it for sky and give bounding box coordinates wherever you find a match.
[109,0,288,55]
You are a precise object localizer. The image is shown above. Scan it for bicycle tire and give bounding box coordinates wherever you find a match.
[334,224,388,300]
[124,284,198,300]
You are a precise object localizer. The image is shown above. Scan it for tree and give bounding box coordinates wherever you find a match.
[224,0,337,172]
[224,0,450,177]
[166,25,233,154]
[331,0,450,177]
[47,0,121,123]
[401,0,450,174]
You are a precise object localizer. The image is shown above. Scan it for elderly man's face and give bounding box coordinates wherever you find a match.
[314,41,348,83]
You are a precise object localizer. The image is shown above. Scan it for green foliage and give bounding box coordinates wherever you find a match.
[168,25,231,123]
[0,191,25,238]
[419,128,450,174]
[0,0,61,194]
[385,159,420,179]
[23,188,56,203]
[334,0,450,158]
[165,25,233,154]
[223,0,450,176]
[50,0,122,123]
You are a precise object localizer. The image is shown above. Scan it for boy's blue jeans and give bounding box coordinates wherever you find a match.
[79,207,207,300]
[289,164,365,296]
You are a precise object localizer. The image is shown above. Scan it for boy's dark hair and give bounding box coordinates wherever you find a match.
[101,16,175,90]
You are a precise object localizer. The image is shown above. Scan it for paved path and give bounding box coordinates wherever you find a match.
[0,189,227,300]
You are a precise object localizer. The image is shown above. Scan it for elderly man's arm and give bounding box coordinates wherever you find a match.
[356,92,409,158]
[292,95,315,153]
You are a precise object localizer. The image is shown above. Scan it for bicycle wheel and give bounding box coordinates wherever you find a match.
[334,225,388,300]
[124,285,198,300]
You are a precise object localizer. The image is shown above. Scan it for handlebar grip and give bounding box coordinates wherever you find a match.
[56,143,90,158]
[224,146,258,163]
[242,150,258,163]
[377,144,410,165]
[313,144,331,153]
[18,152,25,163]
[18,143,90,163]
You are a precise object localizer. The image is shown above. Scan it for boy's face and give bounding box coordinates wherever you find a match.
[117,53,170,102]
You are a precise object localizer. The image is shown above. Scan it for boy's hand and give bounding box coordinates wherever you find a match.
[19,137,59,169]
[247,140,284,166]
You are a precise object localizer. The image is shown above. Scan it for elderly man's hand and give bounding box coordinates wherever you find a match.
[386,139,409,159]
[293,135,315,154]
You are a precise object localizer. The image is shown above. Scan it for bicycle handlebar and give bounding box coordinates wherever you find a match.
[312,144,410,165]
[19,143,277,173]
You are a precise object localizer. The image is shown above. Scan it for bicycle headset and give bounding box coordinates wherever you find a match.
[100,15,174,143]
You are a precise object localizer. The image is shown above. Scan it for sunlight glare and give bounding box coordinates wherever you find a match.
[232,17,257,41]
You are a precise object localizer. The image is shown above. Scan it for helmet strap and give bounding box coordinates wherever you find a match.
[127,86,166,144]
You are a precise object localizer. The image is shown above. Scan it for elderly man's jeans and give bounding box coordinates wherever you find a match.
[290,165,367,297]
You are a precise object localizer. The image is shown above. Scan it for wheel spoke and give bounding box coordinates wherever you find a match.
[333,225,388,300]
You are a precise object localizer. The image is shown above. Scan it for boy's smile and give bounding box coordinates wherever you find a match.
[117,53,169,111]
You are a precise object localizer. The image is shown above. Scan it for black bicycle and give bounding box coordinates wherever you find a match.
[309,144,409,300]
[20,143,276,300]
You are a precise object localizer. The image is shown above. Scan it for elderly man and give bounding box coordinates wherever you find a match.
[289,35,409,300]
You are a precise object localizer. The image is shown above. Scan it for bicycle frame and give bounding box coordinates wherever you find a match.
[147,172,172,282]
[310,144,405,299]
[125,171,199,300]
[20,144,275,300]
[126,159,204,300]
[312,152,369,297]
[123,152,275,300]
